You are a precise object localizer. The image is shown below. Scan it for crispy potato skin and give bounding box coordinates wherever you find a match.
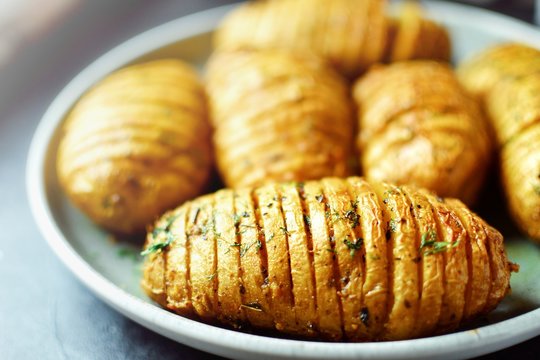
[353,61,492,204]
[205,50,354,189]
[57,60,213,235]
[386,1,451,63]
[141,177,514,341]
[458,43,540,241]
[214,0,387,77]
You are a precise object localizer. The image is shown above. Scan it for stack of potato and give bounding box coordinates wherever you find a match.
[54,0,523,343]
[459,43,540,241]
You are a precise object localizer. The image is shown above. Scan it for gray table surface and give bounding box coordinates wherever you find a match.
[0,1,538,359]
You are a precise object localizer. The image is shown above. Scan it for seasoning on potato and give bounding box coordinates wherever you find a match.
[459,43,540,241]
[214,0,388,77]
[141,176,516,341]
[352,60,492,204]
[205,49,355,189]
[457,42,540,101]
[56,59,213,235]
[386,0,451,63]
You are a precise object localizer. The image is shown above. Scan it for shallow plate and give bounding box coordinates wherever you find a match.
[27,1,540,359]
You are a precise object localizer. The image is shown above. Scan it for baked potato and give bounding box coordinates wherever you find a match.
[141,176,515,341]
[57,59,213,235]
[386,1,451,63]
[205,49,354,189]
[485,71,540,241]
[214,0,388,77]
[353,61,492,204]
[458,43,540,241]
[457,43,540,101]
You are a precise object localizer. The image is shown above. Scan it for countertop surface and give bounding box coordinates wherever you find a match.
[0,1,538,359]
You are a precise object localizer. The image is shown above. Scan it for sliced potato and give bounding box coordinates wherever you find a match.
[142,177,515,341]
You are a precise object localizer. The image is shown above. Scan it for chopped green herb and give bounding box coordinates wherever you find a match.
[303,214,311,227]
[326,248,337,254]
[142,213,179,256]
[240,240,262,257]
[344,237,364,257]
[388,218,399,233]
[241,211,250,218]
[266,232,275,243]
[141,233,174,256]
[420,228,459,255]
[315,194,324,203]
[279,226,289,235]
[344,209,360,228]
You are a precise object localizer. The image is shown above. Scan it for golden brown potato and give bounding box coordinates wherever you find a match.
[205,50,354,189]
[214,0,388,77]
[57,60,213,235]
[487,74,540,240]
[353,61,492,204]
[141,176,515,341]
[387,1,451,63]
[458,43,540,241]
[457,43,540,101]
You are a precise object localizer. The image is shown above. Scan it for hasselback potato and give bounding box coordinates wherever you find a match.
[353,61,491,204]
[141,177,514,341]
[214,0,388,77]
[57,60,213,235]
[459,43,540,241]
[205,50,354,189]
[457,43,540,101]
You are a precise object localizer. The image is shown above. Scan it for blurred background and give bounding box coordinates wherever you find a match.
[0,0,537,359]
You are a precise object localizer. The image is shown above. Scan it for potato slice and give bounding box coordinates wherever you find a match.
[321,178,366,340]
[254,184,297,333]
[374,183,420,340]
[233,188,274,329]
[302,181,344,340]
[445,199,491,321]
[403,187,444,337]
[186,198,218,321]
[345,177,388,340]
[279,183,318,336]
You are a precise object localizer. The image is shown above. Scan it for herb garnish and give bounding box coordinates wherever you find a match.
[141,214,179,256]
[315,194,324,203]
[344,237,364,257]
[420,229,459,255]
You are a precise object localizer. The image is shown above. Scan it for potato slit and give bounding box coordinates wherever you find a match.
[250,188,282,329]
[184,207,193,315]
[319,186,346,338]
[296,182,320,335]
[370,183,394,338]
[165,205,192,313]
[400,188,424,334]
[274,186,298,322]
[342,182,368,340]
[231,191,248,324]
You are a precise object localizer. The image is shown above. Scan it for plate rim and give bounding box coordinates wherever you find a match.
[26,1,540,359]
